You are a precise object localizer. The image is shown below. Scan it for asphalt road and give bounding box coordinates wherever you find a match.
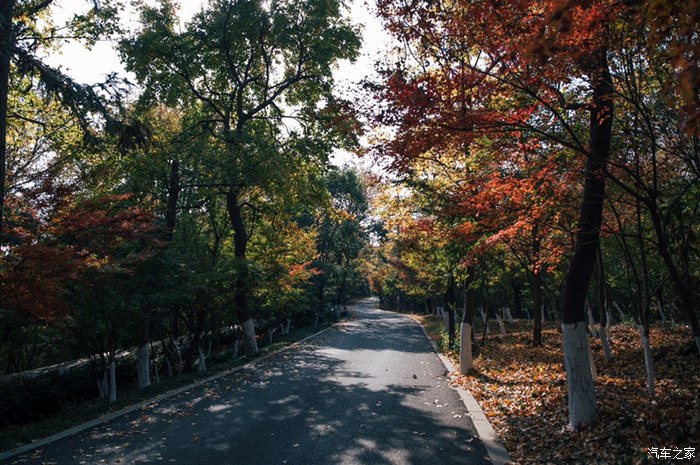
[3,298,490,465]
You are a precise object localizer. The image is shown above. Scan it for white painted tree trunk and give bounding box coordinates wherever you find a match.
[495,312,505,336]
[605,307,614,330]
[695,336,700,358]
[314,313,320,325]
[242,319,258,356]
[638,325,655,396]
[654,298,667,323]
[613,301,625,322]
[285,318,291,334]
[525,308,531,321]
[198,347,207,371]
[478,307,486,322]
[586,302,599,339]
[136,343,150,389]
[154,357,160,383]
[503,307,514,323]
[172,341,183,375]
[232,339,240,359]
[109,359,117,404]
[541,304,546,323]
[587,334,598,381]
[459,323,473,374]
[599,327,613,362]
[562,323,597,428]
[670,304,678,327]
[165,353,173,378]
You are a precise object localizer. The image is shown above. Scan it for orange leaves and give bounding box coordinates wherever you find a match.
[0,186,161,322]
[442,321,699,464]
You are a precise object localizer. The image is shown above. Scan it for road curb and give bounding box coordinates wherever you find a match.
[0,323,339,463]
[412,319,513,465]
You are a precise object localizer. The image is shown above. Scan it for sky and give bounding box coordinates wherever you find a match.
[43,0,393,169]
[47,0,392,84]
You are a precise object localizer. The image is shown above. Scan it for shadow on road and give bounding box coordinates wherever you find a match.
[5,298,487,465]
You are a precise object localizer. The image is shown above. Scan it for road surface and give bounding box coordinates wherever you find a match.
[3,298,490,465]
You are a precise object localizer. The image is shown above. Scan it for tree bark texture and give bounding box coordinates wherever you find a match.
[459,323,473,374]
[561,48,614,428]
[226,190,258,357]
[563,323,597,427]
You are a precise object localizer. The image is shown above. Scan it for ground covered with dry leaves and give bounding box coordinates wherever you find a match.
[416,316,699,465]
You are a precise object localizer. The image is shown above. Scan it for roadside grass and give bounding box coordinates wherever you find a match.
[0,322,333,453]
[412,315,700,465]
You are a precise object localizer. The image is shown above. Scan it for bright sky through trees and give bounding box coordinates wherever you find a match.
[42,0,389,169]
[44,0,390,96]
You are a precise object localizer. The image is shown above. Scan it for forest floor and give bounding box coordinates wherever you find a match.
[414,315,700,465]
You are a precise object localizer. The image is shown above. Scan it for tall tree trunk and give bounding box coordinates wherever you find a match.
[226,190,258,357]
[532,270,543,347]
[0,0,15,238]
[635,193,656,394]
[561,48,613,429]
[445,272,456,350]
[531,227,543,346]
[596,246,613,362]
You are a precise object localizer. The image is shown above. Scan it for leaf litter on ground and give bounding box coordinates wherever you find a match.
[414,316,699,465]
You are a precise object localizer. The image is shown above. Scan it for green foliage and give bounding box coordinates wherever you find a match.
[310,167,373,306]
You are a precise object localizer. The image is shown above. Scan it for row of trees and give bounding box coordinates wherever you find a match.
[364,0,699,429]
[0,0,372,409]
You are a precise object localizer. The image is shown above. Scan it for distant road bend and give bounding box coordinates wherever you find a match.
[4,298,489,465]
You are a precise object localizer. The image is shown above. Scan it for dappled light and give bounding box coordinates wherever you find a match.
[0,0,698,464]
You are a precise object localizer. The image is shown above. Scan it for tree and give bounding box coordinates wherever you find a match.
[121,0,361,356]
[368,0,639,428]
[313,168,371,307]
[0,0,126,237]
